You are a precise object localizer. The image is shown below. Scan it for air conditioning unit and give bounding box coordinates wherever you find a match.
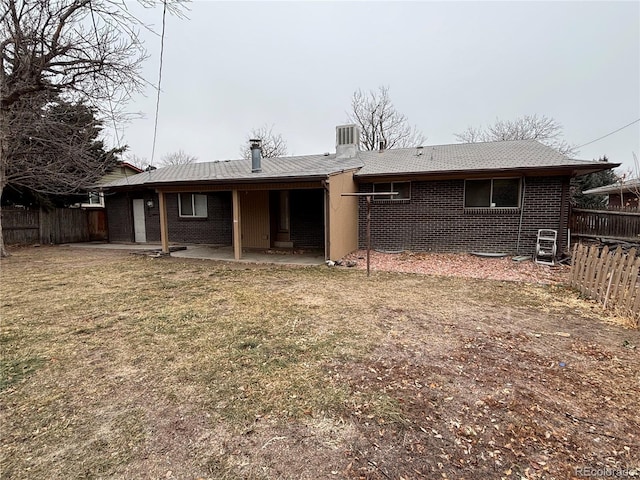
[336,125,357,146]
[336,124,359,159]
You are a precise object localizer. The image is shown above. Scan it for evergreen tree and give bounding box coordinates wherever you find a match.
[570,156,619,208]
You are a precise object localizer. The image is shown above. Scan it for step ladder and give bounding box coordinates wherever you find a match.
[535,229,557,266]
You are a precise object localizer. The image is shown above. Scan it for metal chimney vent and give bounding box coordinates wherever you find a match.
[250,139,262,173]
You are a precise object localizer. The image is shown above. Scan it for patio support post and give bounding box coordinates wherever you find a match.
[366,195,371,277]
[232,189,241,260]
[158,190,169,254]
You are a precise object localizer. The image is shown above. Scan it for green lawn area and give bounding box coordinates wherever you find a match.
[1,246,638,479]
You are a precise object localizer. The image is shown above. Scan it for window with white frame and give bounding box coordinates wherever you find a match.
[179,193,207,217]
[373,181,411,200]
[464,178,520,208]
[82,191,104,207]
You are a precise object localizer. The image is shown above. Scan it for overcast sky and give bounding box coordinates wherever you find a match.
[118,1,640,173]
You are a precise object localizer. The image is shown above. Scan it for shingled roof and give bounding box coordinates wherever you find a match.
[583,178,640,195]
[101,139,616,189]
[355,139,613,177]
[102,154,363,188]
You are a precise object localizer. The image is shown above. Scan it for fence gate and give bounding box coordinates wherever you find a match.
[88,210,108,241]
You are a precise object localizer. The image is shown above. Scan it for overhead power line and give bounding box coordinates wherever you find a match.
[576,118,640,149]
[150,0,168,166]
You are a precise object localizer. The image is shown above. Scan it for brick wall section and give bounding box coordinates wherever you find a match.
[106,191,233,244]
[105,190,160,242]
[105,192,133,242]
[290,189,325,248]
[144,192,161,242]
[358,176,570,255]
[165,192,233,244]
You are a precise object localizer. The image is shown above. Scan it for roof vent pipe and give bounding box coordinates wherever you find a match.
[250,139,262,173]
[378,141,386,152]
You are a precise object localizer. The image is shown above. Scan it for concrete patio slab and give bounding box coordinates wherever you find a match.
[64,242,326,266]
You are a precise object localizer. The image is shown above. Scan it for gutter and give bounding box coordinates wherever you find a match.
[354,163,622,180]
[99,174,330,191]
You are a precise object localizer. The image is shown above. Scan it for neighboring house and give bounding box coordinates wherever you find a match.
[99,125,618,260]
[583,179,640,210]
[80,161,143,208]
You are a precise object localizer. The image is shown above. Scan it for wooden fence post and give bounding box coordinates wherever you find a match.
[624,256,640,318]
[592,246,608,300]
[570,243,579,287]
[609,248,626,307]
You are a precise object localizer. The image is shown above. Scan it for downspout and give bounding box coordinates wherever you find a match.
[558,178,569,254]
[516,176,527,255]
[323,178,330,261]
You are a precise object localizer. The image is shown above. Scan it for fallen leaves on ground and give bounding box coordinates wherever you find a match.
[343,250,568,284]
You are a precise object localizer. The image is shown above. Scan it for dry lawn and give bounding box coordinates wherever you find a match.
[1,246,638,480]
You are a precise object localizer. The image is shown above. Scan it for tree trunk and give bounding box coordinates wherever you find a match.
[0,191,9,258]
[0,113,9,258]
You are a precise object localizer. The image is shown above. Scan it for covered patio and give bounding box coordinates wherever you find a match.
[66,242,326,266]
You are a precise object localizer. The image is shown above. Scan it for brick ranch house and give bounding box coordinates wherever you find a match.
[99,125,618,261]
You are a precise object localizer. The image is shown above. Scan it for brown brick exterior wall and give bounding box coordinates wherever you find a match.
[165,192,233,244]
[106,191,233,245]
[144,193,160,242]
[105,192,134,242]
[358,176,570,255]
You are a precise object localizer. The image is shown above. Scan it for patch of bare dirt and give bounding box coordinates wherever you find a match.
[332,315,640,480]
[342,250,569,284]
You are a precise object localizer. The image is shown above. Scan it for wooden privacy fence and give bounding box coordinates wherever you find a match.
[570,208,640,242]
[2,207,107,245]
[2,208,40,244]
[569,243,640,324]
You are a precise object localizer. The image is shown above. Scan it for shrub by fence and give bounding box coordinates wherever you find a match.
[569,243,639,325]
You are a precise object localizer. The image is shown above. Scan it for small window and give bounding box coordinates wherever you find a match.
[464,178,520,208]
[81,192,104,207]
[373,182,410,200]
[179,193,207,217]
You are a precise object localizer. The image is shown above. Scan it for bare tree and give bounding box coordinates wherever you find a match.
[455,114,577,156]
[0,0,185,257]
[240,124,288,159]
[348,85,426,151]
[159,149,197,166]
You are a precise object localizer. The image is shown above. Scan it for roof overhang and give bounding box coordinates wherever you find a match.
[583,183,640,196]
[99,175,329,192]
[354,163,621,182]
